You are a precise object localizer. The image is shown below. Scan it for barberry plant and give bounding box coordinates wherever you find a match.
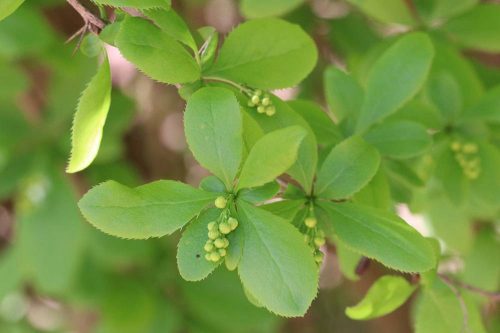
[1,0,499,332]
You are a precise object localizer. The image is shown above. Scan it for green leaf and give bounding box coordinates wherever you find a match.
[316,136,380,200]
[346,275,416,320]
[356,33,434,132]
[442,4,500,53]
[241,0,304,18]
[417,0,477,21]
[0,0,24,22]
[0,250,22,298]
[177,209,221,281]
[199,175,226,193]
[464,85,500,123]
[184,87,243,189]
[470,142,500,206]
[198,27,218,70]
[288,100,342,146]
[99,22,121,45]
[424,72,462,122]
[414,278,464,333]
[67,58,111,173]
[353,168,392,211]
[346,0,415,26]
[237,201,318,317]
[261,200,305,222]
[237,126,307,190]
[435,146,467,204]
[78,180,217,239]
[323,66,364,124]
[336,241,362,281]
[238,181,280,203]
[142,8,197,52]
[318,201,436,272]
[364,121,432,159]
[92,0,171,9]
[207,18,317,90]
[116,17,199,84]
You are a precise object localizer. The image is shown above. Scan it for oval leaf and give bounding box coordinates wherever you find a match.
[67,57,112,173]
[116,17,200,84]
[184,87,243,189]
[316,136,381,200]
[78,180,217,239]
[237,126,307,190]
[207,18,317,89]
[346,275,416,320]
[237,201,318,317]
[356,33,434,132]
[318,201,436,272]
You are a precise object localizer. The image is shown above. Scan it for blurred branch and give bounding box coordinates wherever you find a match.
[66,0,105,31]
[438,273,500,302]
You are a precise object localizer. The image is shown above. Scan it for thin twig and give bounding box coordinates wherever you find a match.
[438,273,500,301]
[440,275,470,333]
[66,0,105,30]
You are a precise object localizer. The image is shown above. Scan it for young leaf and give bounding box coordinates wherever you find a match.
[346,0,415,26]
[237,126,307,190]
[237,201,318,317]
[238,181,280,203]
[318,201,436,272]
[207,18,317,89]
[316,136,380,200]
[346,275,416,320]
[199,175,226,193]
[184,87,243,189]
[67,57,111,173]
[116,17,200,84]
[142,8,197,53]
[0,0,25,22]
[79,180,217,239]
[91,0,171,9]
[356,33,434,132]
[261,200,306,222]
[240,0,304,18]
[177,209,221,281]
[364,121,432,159]
[442,4,500,53]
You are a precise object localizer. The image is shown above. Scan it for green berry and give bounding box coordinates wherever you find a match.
[218,248,227,257]
[450,141,461,152]
[204,242,214,252]
[314,251,324,263]
[210,252,221,262]
[207,221,217,230]
[219,222,231,234]
[214,196,227,209]
[228,217,238,230]
[304,217,317,228]
[314,237,326,247]
[261,96,271,106]
[208,230,220,240]
[251,95,260,105]
[265,106,276,116]
[205,253,211,261]
[462,143,478,154]
[223,238,230,248]
[214,238,226,248]
[254,89,262,96]
[247,100,256,107]
[304,234,310,243]
[257,105,266,114]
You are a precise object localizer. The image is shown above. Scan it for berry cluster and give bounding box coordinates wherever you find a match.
[204,196,239,263]
[302,216,326,265]
[246,89,276,116]
[450,141,481,180]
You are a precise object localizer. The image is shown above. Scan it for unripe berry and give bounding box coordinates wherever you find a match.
[257,105,266,114]
[218,248,227,257]
[450,141,461,152]
[228,217,238,230]
[314,237,326,247]
[254,89,262,96]
[210,252,221,262]
[208,230,220,240]
[462,143,478,154]
[219,222,231,234]
[214,238,226,248]
[265,106,276,116]
[314,251,324,263]
[304,217,317,228]
[204,242,214,252]
[223,238,230,248]
[207,221,217,231]
[251,95,260,105]
[214,196,227,209]
[261,96,270,106]
[247,100,256,107]
[205,253,211,261]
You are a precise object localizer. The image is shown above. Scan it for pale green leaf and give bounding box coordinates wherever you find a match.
[177,209,221,281]
[0,0,24,22]
[67,58,111,173]
[237,126,307,190]
[346,275,416,320]
[208,18,317,89]
[241,0,304,18]
[199,175,226,193]
[443,4,500,52]
[237,201,318,317]
[356,33,434,132]
[78,180,217,239]
[184,87,243,189]
[318,202,436,272]
[238,181,280,203]
[346,0,415,26]
[116,17,200,84]
[424,72,463,122]
[316,136,380,200]
[336,241,362,281]
[92,0,170,9]
[364,121,432,159]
